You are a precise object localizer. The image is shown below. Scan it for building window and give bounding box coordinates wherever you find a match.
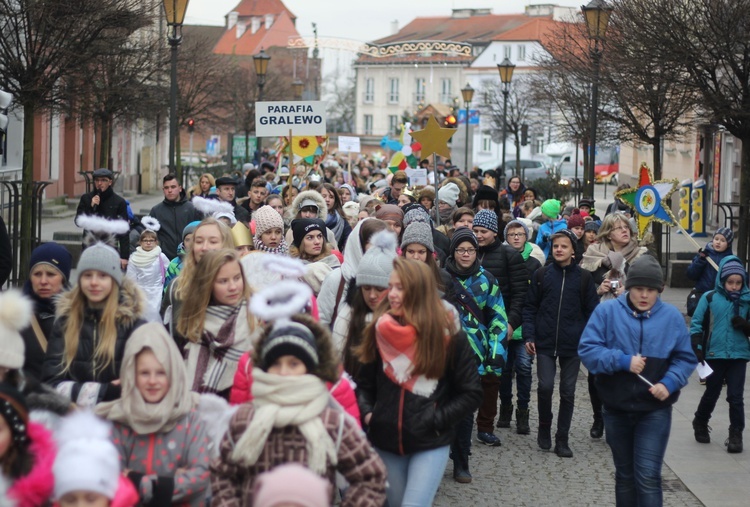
[517,44,526,61]
[503,45,511,59]
[364,115,373,135]
[388,115,399,135]
[364,78,374,103]
[415,78,426,103]
[388,78,399,103]
[482,134,492,153]
[440,78,452,104]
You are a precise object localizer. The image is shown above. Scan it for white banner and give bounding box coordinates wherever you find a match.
[338,136,361,153]
[255,101,327,137]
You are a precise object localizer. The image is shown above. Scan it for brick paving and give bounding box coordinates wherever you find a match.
[434,366,704,507]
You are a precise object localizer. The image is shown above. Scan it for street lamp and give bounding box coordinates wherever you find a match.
[252,49,271,163]
[293,79,304,100]
[497,57,515,183]
[162,0,190,180]
[461,83,474,174]
[581,0,612,199]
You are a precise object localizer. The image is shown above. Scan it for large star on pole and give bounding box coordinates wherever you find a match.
[410,115,456,159]
[615,163,680,239]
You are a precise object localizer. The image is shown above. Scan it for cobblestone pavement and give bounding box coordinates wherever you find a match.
[434,366,704,507]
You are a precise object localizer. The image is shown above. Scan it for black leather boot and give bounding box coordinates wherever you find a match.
[497,403,513,428]
[590,418,604,439]
[554,434,573,458]
[537,422,552,450]
[726,426,743,453]
[693,417,711,444]
[516,408,530,435]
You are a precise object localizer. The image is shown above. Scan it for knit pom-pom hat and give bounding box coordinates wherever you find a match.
[567,209,585,229]
[357,230,398,288]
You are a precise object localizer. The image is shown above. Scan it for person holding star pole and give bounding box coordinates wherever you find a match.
[411,115,457,227]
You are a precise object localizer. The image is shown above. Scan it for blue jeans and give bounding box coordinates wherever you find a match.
[499,340,533,409]
[376,445,450,507]
[695,359,747,430]
[603,406,672,507]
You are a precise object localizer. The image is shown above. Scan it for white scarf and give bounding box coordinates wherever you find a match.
[231,369,337,474]
[129,245,163,268]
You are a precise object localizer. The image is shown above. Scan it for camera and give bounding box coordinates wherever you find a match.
[610,280,620,291]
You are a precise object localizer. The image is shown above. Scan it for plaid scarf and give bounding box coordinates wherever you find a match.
[375,313,439,397]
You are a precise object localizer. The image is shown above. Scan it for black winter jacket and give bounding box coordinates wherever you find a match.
[149,197,201,260]
[42,278,145,404]
[76,186,130,260]
[522,262,599,357]
[20,288,60,381]
[477,238,528,330]
[356,330,482,455]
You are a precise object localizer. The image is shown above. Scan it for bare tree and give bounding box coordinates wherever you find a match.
[324,74,355,133]
[0,0,148,282]
[613,0,750,259]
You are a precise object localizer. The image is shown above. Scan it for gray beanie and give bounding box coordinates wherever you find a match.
[356,230,398,288]
[77,243,123,286]
[438,183,460,207]
[624,255,664,291]
[503,219,530,242]
[403,208,430,228]
[401,222,434,253]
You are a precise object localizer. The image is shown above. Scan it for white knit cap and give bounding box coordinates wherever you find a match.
[356,230,398,288]
[53,411,121,500]
[0,290,32,370]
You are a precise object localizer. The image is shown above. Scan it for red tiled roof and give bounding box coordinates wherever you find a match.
[374,14,530,45]
[227,0,296,21]
[492,18,562,42]
[213,10,299,55]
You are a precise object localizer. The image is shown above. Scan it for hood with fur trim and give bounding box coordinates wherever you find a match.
[290,190,328,221]
[8,421,55,507]
[55,277,145,327]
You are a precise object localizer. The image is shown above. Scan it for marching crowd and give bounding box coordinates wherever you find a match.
[0,159,746,507]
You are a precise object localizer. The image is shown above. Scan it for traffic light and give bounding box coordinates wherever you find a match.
[187,118,195,133]
[521,124,528,146]
[444,114,457,128]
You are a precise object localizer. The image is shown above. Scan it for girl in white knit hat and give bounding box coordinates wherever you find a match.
[42,218,146,408]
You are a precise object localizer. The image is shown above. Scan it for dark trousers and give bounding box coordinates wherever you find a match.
[537,354,580,437]
[450,413,474,466]
[476,374,501,433]
[695,358,747,430]
[499,340,533,409]
[603,406,672,507]
[588,372,603,421]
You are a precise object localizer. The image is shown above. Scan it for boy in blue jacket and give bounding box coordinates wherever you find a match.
[579,255,697,506]
[690,256,750,453]
[523,229,598,457]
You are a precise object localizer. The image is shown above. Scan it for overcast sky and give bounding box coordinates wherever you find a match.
[185,0,586,42]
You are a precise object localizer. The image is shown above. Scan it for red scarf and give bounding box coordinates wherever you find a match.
[375,314,439,397]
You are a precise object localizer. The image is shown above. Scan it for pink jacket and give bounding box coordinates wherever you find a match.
[9,422,55,507]
[229,353,361,426]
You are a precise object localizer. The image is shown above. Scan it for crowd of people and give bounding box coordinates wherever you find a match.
[0,157,747,507]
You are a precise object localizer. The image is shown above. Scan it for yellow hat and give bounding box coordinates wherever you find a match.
[231,222,253,247]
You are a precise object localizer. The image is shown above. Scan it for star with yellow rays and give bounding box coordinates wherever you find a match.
[410,115,456,159]
[615,163,680,239]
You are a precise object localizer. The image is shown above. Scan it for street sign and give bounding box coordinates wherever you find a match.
[256,101,327,137]
[457,109,480,125]
[206,135,220,156]
[338,136,360,153]
[232,135,257,159]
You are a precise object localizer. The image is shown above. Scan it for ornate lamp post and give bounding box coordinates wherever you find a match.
[497,58,516,182]
[461,83,474,174]
[581,0,613,198]
[162,0,190,179]
[252,49,271,162]
[293,79,304,100]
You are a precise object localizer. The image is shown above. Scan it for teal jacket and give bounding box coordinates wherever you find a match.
[690,255,750,361]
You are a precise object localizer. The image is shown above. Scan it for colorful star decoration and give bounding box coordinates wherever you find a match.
[410,115,455,159]
[615,163,679,239]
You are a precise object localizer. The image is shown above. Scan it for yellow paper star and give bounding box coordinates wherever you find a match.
[410,115,456,159]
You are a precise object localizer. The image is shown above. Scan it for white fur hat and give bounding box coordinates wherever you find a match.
[53,411,121,500]
[0,290,32,370]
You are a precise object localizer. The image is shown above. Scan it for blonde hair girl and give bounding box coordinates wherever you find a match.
[42,242,146,407]
[177,249,256,399]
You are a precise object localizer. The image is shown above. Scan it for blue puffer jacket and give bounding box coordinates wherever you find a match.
[579,295,697,413]
[686,242,734,293]
[522,262,599,357]
[690,255,750,361]
[535,219,567,259]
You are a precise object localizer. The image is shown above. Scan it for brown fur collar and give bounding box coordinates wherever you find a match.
[55,277,145,327]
